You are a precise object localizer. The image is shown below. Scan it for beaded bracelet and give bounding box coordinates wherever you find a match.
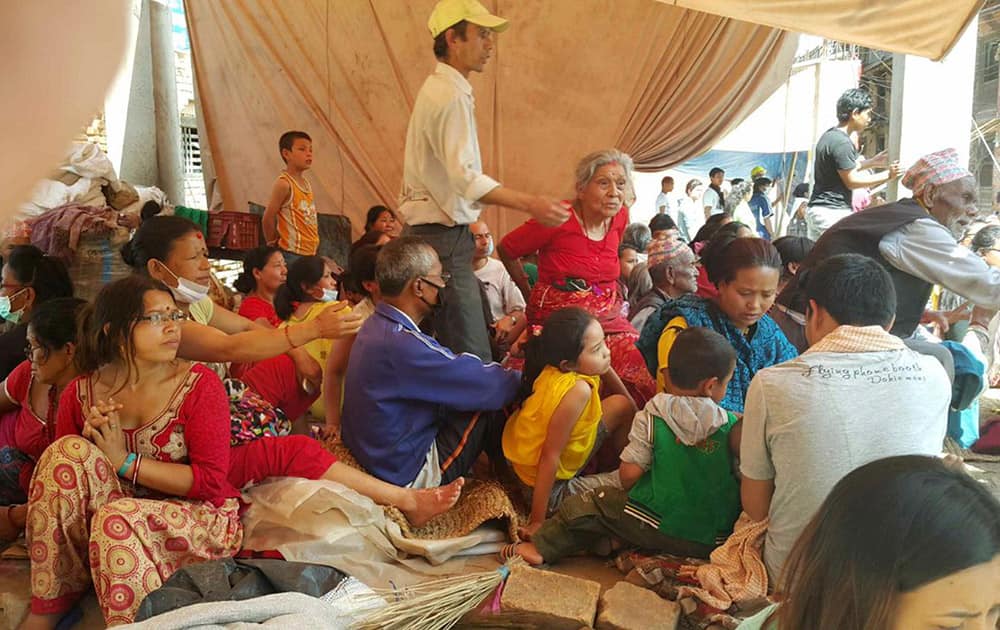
[117,452,137,478]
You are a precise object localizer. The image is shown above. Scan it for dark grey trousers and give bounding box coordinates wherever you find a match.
[407,223,492,362]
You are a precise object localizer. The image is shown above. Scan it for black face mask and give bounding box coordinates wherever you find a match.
[418,277,446,311]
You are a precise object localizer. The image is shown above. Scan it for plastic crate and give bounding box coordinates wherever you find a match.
[207,211,261,250]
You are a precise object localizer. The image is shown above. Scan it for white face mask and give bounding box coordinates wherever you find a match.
[0,288,27,324]
[158,262,210,304]
[483,238,495,257]
[319,288,338,302]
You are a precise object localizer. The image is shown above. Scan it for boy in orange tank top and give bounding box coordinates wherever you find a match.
[263,131,320,262]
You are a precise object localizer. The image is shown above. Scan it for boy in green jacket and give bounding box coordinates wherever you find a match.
[507,326,741,564]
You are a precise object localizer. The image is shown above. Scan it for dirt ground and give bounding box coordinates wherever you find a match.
[0,455,994,629]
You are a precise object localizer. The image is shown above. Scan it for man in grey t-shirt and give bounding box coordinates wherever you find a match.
[740,254,949,582]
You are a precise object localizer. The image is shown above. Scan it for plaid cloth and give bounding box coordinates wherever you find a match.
[677,513,769,611]
[805,324,905,355]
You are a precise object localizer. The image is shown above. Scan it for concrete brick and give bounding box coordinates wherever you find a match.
[499,565,601,629]
[596,581,680,630]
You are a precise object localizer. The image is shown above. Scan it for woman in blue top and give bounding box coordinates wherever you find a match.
[636,238,797,413]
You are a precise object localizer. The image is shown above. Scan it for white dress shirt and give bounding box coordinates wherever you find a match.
[398,62,500,227]
[474,257,526,323]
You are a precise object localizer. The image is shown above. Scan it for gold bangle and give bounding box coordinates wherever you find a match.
[284,326,298,349]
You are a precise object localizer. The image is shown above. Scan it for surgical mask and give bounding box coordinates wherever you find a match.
[158,262,210,304]
[483,239,495,257]
[319,288,338,302]
[0,289,27,324]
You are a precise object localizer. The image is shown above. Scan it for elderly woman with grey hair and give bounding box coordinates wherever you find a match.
[499,149,656,404]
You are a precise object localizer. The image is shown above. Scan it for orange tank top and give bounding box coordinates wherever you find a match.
[277,172,319,255]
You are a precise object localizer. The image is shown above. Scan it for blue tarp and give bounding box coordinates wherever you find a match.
[671,149,808,187]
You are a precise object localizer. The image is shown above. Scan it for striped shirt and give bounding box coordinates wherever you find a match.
[276,172,319,255]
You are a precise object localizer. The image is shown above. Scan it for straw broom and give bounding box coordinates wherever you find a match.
[351,557,525,630]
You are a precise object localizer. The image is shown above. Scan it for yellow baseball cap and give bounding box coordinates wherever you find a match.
[428,0,509,38]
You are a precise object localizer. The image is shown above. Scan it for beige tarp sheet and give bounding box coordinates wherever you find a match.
[1,1,128,223]
[184,0,982,238]
[185,0,795,238]
[662,0,984,62]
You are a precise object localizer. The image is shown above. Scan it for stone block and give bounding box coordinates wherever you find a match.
[596,581,680,630]
[499,565,601,629]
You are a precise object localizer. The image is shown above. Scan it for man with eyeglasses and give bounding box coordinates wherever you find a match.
[471,220,526,356]
[341,237,521,489]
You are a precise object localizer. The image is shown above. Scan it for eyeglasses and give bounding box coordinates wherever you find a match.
[419,272,452,290]
[136,311,189,326]
[24,343,48,362]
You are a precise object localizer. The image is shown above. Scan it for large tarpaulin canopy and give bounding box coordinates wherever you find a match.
[661,0,983,61]
[185,0,796,236]
[185,0,981,237]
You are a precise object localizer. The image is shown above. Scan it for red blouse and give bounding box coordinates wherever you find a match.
[56,363,239,506]
[239,296,282,327]
[3,360,54,461]
[500,204,629,288]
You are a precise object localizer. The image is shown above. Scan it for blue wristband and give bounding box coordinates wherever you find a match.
[117,453,137,478]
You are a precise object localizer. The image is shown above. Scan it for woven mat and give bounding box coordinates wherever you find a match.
[944,436,1000,462]
[322,437,521,541]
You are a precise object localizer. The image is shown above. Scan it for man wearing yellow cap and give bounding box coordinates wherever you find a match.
[399,0,569,362]
[774,148,996,353]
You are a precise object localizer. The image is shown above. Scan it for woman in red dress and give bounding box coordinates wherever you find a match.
[499,149,655,405]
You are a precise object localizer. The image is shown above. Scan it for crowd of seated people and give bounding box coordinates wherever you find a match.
[3,145,999,628]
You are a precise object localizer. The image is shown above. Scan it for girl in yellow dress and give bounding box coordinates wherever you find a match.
[502,307,636,538]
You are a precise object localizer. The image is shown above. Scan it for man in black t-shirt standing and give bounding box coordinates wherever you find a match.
[806,88,901,239]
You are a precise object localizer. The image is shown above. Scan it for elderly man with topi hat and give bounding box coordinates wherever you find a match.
[398,0,569,363]
[629,238,699,333]
[773,148,992,356]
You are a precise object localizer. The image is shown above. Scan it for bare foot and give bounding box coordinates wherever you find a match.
[17,612,61,630]
[512,542,544,566]
[402,477,465,528]
[0,505,24,542]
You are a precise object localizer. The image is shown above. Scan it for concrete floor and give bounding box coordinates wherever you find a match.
[0,553,102,629]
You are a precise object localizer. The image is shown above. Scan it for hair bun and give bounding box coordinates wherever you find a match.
[120,239,137,267]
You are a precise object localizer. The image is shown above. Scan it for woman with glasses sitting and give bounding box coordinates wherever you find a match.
[0,297,85,544]
[120,216,363,444]
[21,275,243,628]
[0,246,75,382]
[119,219,464,528]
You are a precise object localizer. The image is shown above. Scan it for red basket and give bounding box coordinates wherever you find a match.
[207,211,261,250]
